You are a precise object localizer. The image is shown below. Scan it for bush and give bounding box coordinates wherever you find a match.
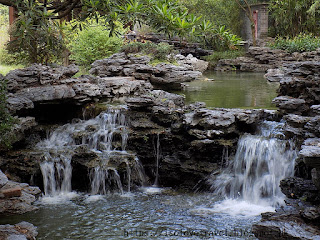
[269,33,320,53]
[121,42,174,61]
[68,25,123,67]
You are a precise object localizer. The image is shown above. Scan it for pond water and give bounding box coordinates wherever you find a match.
[175,71,279,109]
[0,190,263,240]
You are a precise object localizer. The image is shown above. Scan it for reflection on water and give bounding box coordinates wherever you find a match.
[176,71,279,109]
[0,191,260,239]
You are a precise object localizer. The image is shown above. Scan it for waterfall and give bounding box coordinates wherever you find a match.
[37,107,146,196]
[211,121,297,207]
[153,133,161,187]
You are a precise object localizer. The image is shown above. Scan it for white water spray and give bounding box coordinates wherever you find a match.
[210,121,297,215]
[153,133,161,187]
[37,107,146,196]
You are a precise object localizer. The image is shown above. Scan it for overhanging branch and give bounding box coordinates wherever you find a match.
[0,0,16,8]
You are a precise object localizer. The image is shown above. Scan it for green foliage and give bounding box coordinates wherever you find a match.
[203,49,245,69]
[68,25,123,66]
[0,76,15,149]
[179,0,241,35]
[269,33,320,53]
[7,1,66,64]
[196,25,242,51]
[270,0,320,37]
[0,48,28,66]
[121,41,174,61]
[138,0,241,51]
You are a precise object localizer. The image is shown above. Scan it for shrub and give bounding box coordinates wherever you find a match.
[269,33,320,53]
[121,42,174,61]
[68,25,123,67]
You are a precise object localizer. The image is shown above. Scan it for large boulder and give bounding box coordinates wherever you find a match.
[0,170,41,215]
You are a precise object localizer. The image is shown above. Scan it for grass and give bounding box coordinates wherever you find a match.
[0,64,24,75]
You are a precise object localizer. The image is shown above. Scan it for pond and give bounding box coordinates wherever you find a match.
[174,71,279,109]
[0,190,264,239]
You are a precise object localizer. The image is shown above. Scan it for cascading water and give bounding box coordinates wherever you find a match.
[210,121,297,215]
[153,133,161,187]
[37,106,146,197]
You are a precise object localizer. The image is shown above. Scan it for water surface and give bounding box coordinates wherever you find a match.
[0,190,261,239]
[176,71,279,109]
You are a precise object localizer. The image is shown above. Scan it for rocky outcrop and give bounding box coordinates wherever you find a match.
[89,53,203,90]
[5,64,152,117]
[125,90,276,189]
[0,221,38,240]
[252,210,320,240]
[216,47,320,72]
[253,61,320,239]
[0,170,41,215]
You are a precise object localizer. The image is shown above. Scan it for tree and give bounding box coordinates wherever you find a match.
[270,0,319,37]
[0,0,126,64]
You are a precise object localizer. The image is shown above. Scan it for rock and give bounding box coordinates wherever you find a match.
[151,90,185,107]
[312,168,320,190]
[305,117,320,137]
[5,64,153,115]
[272,96,309,114]
[264,68,285,82]
[126,96,155,110]
[280,177,319,203]
[90,53,203,90]
[0,117,37,151]
[252,212,320,240]
[1,186,22,198]
[175,54,209,72]
[299,138,320,169]
[215,47,320,72]
[196,109,236,131]
[0,221,38,240]
[283,114,311,128]
[16,85,76,102]
[311,105,320,115]
[301,207,320,223]
[0,170,8,188]
[5,64,79,92]
[0,179,41,214]
[6,95,34,114]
